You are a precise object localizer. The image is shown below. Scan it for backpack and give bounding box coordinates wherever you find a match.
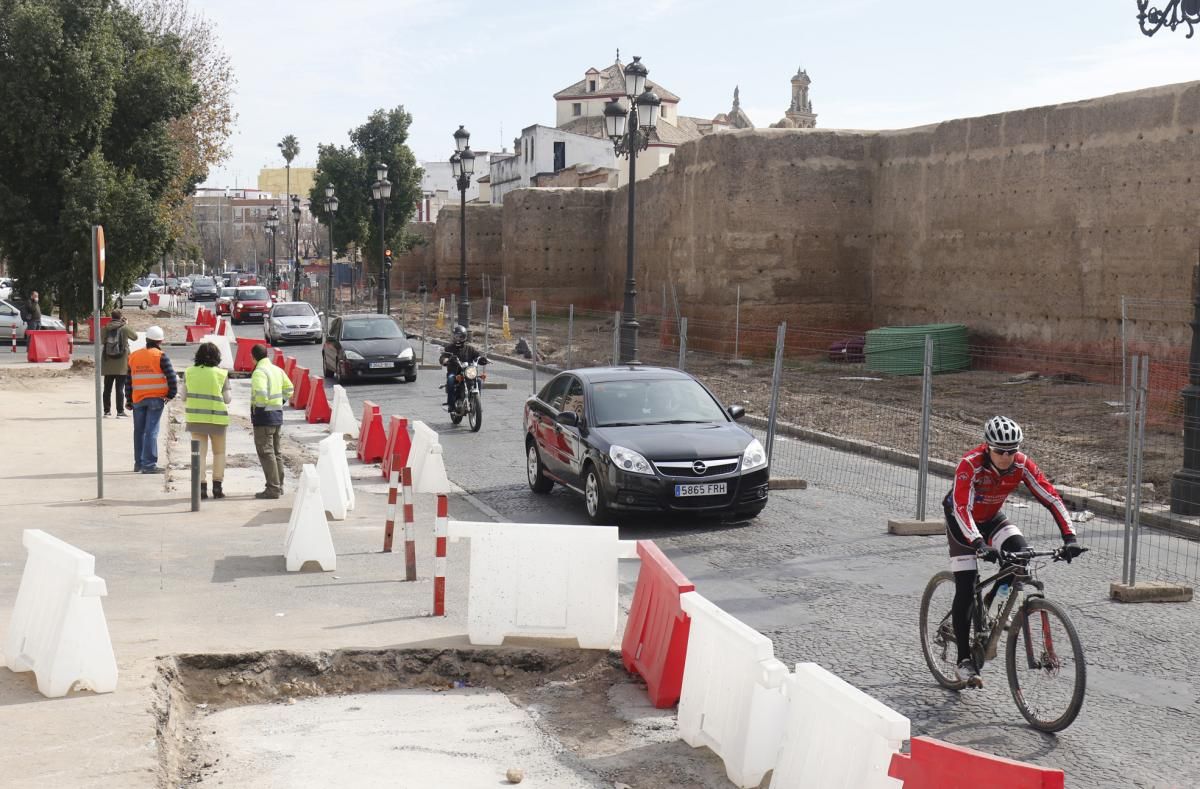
[104,324,128,358]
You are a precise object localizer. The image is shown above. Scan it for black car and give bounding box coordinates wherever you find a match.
[322,314,417,385]
[524,366,769,524]
[190,276,219,301]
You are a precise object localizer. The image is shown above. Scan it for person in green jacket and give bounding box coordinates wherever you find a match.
[180,342,232,499]
[101,310,139,417]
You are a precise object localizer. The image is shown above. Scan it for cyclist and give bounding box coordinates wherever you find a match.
[439,324,481,412]
[944,415,1084,686]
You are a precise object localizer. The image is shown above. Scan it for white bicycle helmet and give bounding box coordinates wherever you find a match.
[984,415,1023,449]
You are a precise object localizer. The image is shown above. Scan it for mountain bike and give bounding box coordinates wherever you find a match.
[919,546,1088,732]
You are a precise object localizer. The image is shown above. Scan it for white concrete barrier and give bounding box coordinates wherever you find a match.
[284,465,336,572]
[770,662,909,789]
[328,385,358,436]
[407,420,438,480]
[677,592,789,789]
[413,443,451,495]
[2,530,118,698]
[316,435,354,520]
[199,333,234,370]
[447,521,637,648]
[128,331,147,353]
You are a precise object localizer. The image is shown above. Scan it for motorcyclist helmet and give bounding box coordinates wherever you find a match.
[452,324,467,343]
[983,415,1023,449]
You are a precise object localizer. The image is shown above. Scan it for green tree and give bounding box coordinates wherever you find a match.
[308,143,369,259]
[0,0,200,318]
[278,134,299,265]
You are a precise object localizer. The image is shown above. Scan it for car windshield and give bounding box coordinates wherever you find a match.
[274,304,314,317]
[342,319,402,340]
[220,288,236,297]
[591,378,727,427]
[237,288,269,300]
[193,277,213,286]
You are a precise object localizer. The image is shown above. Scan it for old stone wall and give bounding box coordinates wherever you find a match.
[429,203,504,306]
[413,80,1200,355]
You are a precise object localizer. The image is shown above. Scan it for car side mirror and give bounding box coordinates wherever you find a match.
[727,404,745,421]
[555,411,579,427]
[406,333,417,340]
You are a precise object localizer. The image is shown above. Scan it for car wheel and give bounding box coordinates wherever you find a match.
[115,297,124,309]
[526,440,553,493]
[334,361,350,386]
[312,336,323,345]
[404,371,417,383]
[139,300,148,310]
[584,464,611,524]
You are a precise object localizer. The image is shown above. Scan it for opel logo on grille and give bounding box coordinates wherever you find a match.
[692,461,707,475]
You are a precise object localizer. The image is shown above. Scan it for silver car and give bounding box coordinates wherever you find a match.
[265,301,323,345]
[115,285,151,310]
[0,298,65,342]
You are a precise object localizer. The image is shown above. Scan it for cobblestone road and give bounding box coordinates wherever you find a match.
[252,329,1200,789]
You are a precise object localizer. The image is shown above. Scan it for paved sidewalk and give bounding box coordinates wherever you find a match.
[0,369,487,788]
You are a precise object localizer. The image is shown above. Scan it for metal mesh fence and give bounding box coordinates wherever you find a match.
[379,284,1200,585]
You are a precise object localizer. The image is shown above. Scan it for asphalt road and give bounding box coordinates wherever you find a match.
[221,320,1200,789]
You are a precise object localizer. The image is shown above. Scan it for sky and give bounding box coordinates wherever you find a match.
[196,0,1199,190]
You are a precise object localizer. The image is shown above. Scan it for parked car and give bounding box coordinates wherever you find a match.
[115,284,152,310]
[523,366,770,524]
[215,287,237,315]
[190,276,218,301]
[230,286,272,324]
[265,301,323,345]
[322,314,416,385]
[136,277,167,294]
[0,298,64,342]
[0,278,13,301]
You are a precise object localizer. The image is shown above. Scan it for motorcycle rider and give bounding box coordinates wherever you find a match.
[440,324,482,413]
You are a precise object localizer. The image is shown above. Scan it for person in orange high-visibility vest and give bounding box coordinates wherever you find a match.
[124,326,177,473]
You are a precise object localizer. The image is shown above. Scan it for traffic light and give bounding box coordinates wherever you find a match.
[384,248,393,270]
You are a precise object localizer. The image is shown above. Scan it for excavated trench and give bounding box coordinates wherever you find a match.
[154,647,737,789]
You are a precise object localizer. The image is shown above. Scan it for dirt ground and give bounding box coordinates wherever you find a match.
[393,303,1178,506]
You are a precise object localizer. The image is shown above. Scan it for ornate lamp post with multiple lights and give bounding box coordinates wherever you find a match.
[370,163,392,314]
[602,56,661,365]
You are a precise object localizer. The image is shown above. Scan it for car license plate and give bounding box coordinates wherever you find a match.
[369,361,393,369]
[674,482,727,497]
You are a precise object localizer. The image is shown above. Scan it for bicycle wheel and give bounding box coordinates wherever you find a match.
[1005,597,1086,732]
[919,571,967,690]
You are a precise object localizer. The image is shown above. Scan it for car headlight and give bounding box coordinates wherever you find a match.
[398,347,414,360]
[236,302,244,309]
[741,438,767,471]
[610,444,653,476]
[344,350,363,360]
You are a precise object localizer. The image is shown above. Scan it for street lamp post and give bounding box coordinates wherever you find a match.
[370,163,392,315]
[290,194,301,297]
[266,206,279,291]
[603,55,661,365]
[451,125,475,329]
[323,183,339,328]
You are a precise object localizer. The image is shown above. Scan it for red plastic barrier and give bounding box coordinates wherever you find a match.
[889,737,1065,789]
[289,366,311,409]
[305,375,331,423]
[200,309,216,328]
[216,317,227,336]
[272,348,285,367]
[87,315,112,342]
[282,355,298,380]
[184,324,209,343]
[149,292,161,306]
[620,540,695,708]
[233,337,261,373]
[356,400,386,463]
[26,330,73,363]
[381,416,411,479]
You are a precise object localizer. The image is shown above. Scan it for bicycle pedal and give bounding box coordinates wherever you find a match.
[966,675,983,689]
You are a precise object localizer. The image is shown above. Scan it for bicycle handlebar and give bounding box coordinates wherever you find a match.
[977,546,1089,564]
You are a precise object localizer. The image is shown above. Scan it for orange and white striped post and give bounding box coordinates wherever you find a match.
[402,466,417,581]
[10,324,16,353]
[382,469,399,552]
[433,493,448,616]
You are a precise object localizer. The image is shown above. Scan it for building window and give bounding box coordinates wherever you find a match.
[588,80,596,92]
[572,102,582,116]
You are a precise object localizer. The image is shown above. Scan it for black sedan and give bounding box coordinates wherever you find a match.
[190,276,219,301]
[524,366,769,524]
[322,313,417,385]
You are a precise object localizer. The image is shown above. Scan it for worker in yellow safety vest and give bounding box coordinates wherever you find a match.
[249,343,293,499]
[181,341,232,500]
[124,325,177,474]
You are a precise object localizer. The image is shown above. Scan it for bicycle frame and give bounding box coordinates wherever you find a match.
[971,549,1055,670]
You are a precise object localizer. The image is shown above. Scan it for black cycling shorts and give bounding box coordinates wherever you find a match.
[942,494,1023,572]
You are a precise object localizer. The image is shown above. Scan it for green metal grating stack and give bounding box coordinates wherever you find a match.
[864,323,971,375]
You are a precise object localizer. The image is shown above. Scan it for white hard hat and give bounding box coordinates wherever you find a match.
[146,326,165,341]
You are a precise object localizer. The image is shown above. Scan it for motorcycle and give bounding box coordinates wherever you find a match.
[441,353,489,432]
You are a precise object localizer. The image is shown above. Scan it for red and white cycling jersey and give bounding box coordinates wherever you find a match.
[948,443,1075,545]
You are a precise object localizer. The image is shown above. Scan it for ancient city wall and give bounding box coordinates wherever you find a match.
[404,80,1200,354]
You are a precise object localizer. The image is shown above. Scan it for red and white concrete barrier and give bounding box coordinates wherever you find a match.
[382,469,399,553]
[434,494,448,616]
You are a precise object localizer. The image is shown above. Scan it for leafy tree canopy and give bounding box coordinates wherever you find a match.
[0,0,201,317]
